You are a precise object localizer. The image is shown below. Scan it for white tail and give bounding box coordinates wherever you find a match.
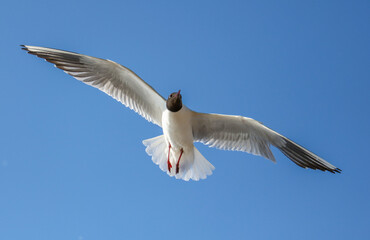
[142,135,215,181]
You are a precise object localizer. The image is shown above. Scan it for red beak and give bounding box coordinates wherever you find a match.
[176,90,181,97]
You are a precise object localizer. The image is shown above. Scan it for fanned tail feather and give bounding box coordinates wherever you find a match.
[142,135,168,172]
[142,135,215,181]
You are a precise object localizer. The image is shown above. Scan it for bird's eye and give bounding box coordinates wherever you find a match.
[170,94,173,98]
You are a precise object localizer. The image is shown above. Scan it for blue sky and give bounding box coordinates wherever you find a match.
[1,0,369,239]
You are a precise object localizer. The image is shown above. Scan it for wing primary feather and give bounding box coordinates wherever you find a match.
[279,138,341,173]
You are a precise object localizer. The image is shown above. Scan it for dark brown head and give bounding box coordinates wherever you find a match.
[166,90,182,112]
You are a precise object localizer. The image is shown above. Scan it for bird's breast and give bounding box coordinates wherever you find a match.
[162,107,194,150]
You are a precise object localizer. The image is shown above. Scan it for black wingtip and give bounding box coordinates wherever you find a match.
[20,45,28,51]
[279,137,342,174]
[328,168,342,174]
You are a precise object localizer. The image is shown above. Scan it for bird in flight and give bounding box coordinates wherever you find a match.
[22,45,341,181]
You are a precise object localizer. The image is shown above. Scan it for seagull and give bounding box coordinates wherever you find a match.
[21,45,341,181]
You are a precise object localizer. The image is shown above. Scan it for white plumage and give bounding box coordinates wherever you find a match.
[22,45,341,181]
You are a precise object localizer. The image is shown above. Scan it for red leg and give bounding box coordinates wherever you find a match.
[176,148,184,174]
[167,143,172,172]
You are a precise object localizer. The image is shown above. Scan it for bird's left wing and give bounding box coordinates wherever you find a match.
[191,112,341,173]
[22,45,166,127]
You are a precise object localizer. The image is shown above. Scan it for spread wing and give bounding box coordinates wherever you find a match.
[192,112,341,173]
[22,45,166,127]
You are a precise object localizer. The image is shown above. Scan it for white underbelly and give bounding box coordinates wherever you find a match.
[162,107,194,150]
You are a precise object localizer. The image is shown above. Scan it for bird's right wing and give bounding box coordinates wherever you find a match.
[22,45,166,127]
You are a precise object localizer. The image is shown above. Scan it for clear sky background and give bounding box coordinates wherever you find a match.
[1,0,369,239]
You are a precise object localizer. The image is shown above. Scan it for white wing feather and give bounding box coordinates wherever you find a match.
[22,45,165,126]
